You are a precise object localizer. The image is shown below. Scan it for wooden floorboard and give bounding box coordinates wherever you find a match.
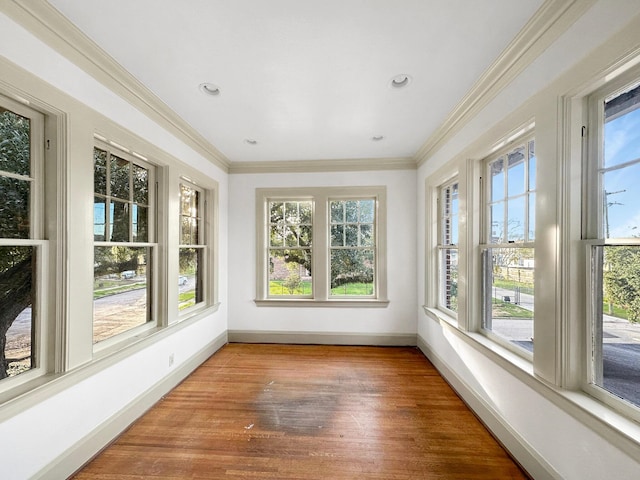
[72,344,528,479]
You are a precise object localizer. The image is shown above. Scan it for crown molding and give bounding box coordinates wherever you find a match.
[3,0,230,173]
[414,0,597,167]
[229,156,416,174]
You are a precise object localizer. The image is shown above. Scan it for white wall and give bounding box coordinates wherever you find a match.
[0,12,228,479]
[228,170,417,340]
[417,2,640,479]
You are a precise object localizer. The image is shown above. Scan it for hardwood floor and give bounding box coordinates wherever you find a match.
[72,344,528,479]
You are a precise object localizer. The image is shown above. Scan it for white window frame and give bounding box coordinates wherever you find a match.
[480,135,536,358]
[255,186,388,307]
[0,94,52,392]
[92,140,159,349]
[583,71,640,420]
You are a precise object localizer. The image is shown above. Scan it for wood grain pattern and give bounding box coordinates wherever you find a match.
[72,344,528,479]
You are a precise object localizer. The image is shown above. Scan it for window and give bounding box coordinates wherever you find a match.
[256,187,387,305]
[93,144,156,344]
[586,78,640,410]
[437,180,459,313]
[481,138,536,354]
[0,95,45,382]
[179,181,206,311]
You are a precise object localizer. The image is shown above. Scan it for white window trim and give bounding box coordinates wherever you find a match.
[255,186,388,307]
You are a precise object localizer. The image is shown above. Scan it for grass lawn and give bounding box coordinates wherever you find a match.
[492,299,533,318]
[268,281,374,296]
[93,282,146,299]
[493,278,534,296]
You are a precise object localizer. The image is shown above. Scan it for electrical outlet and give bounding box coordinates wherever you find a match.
[168,353,175,367]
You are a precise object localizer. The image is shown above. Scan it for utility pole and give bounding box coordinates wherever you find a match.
[604,189,625,238]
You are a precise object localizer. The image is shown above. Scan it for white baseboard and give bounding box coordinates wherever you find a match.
[34,332,228,480]
[228,330,417,346]
[416,335,560,480]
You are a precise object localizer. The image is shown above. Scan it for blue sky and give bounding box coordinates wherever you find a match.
[604,106,640,238]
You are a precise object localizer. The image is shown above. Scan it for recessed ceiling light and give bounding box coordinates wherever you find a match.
[389,74,412,89]
[371,135,384,141]
[199,83,220,96]
[245,139,258,145]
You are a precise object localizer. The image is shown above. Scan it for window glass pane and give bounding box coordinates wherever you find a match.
[285,202,298,223]
[440,248,458,312]
[93,246,150,343]
[450,184,459,216]
[285,227,299,247]
[180,216,193,245]
[490,202,505,244]
[0,176,30,239]
[483,247,534,352]
[270,202,284,223]
[596,245,640,407]
[490,158,505,202]
[507,147,526,197]
[110,155,130,200]
[602,157,640,239]
[94,196,106,241]
[345,201,358,223]
[360,224,374,246]
[133,205,148,242]
[330,249,374,296]
[604,83,640,169]
[507,196,526,242]
[330,201,343,223]
[299,201,312,224]
[133,164,148,205]
[0,107,30,177]
[93,148,107,196]
[110,200,130,242]
[345,224,358,247]
[0,246,34,379]
[270,223,284,247]
[359,200,374,223]
[268,249,312,296]
[299,225,312,247]
[331,224,344,247]
[179,247,203,310]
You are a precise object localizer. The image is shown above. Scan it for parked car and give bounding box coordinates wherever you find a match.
[121,270,135,279]
[179,275,188,286]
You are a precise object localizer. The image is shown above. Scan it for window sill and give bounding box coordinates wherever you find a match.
[254,299,390,308]
[421,309,640,460]
[423,306,458,329]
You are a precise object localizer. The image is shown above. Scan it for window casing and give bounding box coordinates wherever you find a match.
[93,143,157,345]
[179,181,207,312]
[437,179,459,314]
[585,77,640,413]
[481,137,536,356]
[0,95,47,385]
[256,186,387,305]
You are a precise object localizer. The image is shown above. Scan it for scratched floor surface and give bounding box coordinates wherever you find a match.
[72,344,528,479]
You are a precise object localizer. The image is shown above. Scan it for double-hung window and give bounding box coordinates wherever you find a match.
[93,144,156,344]
[0,95,46,382]
[179,181,206,311]
[256,187,387,305]
[437,179,459,314]
[586,77,640,410]
[481,137,536,354]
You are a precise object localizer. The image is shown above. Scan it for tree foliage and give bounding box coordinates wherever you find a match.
[604,246,640,323]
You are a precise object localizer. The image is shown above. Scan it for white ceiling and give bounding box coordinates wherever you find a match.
[47,0,543,164]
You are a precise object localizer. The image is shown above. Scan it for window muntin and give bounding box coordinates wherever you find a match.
[482,139,536,353]
[438,180,458,313]
[0,98,44,381]
[330,199,375,297]
[267,200,313,297]
[93,145,155,344]
[179,182,206,311]
[587,81,640,410]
